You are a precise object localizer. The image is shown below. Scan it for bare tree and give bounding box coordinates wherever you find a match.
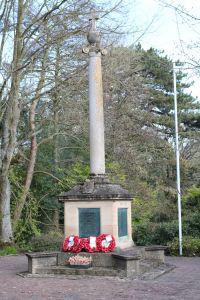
[0,0,92,243]
[158,0,200,70]
[0,0,24,243]
[12,46,49,229]
[0,0,126,243]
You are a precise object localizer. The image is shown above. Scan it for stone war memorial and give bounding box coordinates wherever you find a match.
[25,11,172,279]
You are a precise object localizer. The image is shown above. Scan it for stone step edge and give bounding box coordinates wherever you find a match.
[18,266,121,278]
[34,266,120,275]
[18,264,175,280]
[139,263,176,280]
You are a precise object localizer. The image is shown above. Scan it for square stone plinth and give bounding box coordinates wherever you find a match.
[59,175,134,249]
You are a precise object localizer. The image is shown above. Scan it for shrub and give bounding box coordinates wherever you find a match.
[29,231,63,252]
[151,221,179,245]
[14,219,41,248]
[183,187,200,211]
[0,245,18,256]
[182,212,200,237]
[133,221,179,246]
[168,236,200,256]
[133,222,154,245]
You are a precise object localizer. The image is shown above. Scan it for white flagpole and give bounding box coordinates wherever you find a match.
[173,62,183,256]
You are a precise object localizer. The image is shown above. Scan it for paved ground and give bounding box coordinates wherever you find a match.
[0,255,199,300]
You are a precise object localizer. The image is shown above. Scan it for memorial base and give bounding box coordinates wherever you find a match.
[24,246,174,279]
[59,175,134,249]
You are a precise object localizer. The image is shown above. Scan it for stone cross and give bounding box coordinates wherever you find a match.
[83,11,106,175]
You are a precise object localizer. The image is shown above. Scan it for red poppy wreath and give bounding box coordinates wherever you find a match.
[62,235,82,252]
[96,234,116,252]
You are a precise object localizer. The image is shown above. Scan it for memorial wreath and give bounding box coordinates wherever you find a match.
[62,235,82,252]
[96,234,116,252]
[63,234,116,253]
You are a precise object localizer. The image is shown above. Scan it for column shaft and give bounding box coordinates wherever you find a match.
[89,51,105,175]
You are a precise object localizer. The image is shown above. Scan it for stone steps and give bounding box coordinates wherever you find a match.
[25,246,173,279]
[34,266,120,277]
[23,262,174,280]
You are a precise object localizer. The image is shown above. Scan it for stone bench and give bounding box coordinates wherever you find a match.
[26,252,59,274]
[144,245,168,265]
[112,253,141,277]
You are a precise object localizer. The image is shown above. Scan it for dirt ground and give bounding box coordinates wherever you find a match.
[0,255,199,300]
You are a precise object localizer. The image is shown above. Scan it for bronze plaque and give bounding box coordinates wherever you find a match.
[79,208,100,237]
[118,208,128,237]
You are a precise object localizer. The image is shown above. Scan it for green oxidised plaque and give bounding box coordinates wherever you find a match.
[118,208,128,237]
[79,208,100,238]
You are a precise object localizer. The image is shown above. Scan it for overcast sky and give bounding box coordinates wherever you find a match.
[126,0,200,98]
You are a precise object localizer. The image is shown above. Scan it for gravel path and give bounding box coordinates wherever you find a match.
[0,255,199,300]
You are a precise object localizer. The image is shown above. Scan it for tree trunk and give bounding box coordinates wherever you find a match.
[52,108,60,231]
[12,47,48,229]
[0,176,12,243]
[12,99,38,229]
[52,47,61,231]
[0,0,24,243]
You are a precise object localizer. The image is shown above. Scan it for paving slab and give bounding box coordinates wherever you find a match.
[0,255,199,300]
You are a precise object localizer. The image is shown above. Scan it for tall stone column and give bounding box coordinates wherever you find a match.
[89,51,105,175]
[82,10,106,175]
